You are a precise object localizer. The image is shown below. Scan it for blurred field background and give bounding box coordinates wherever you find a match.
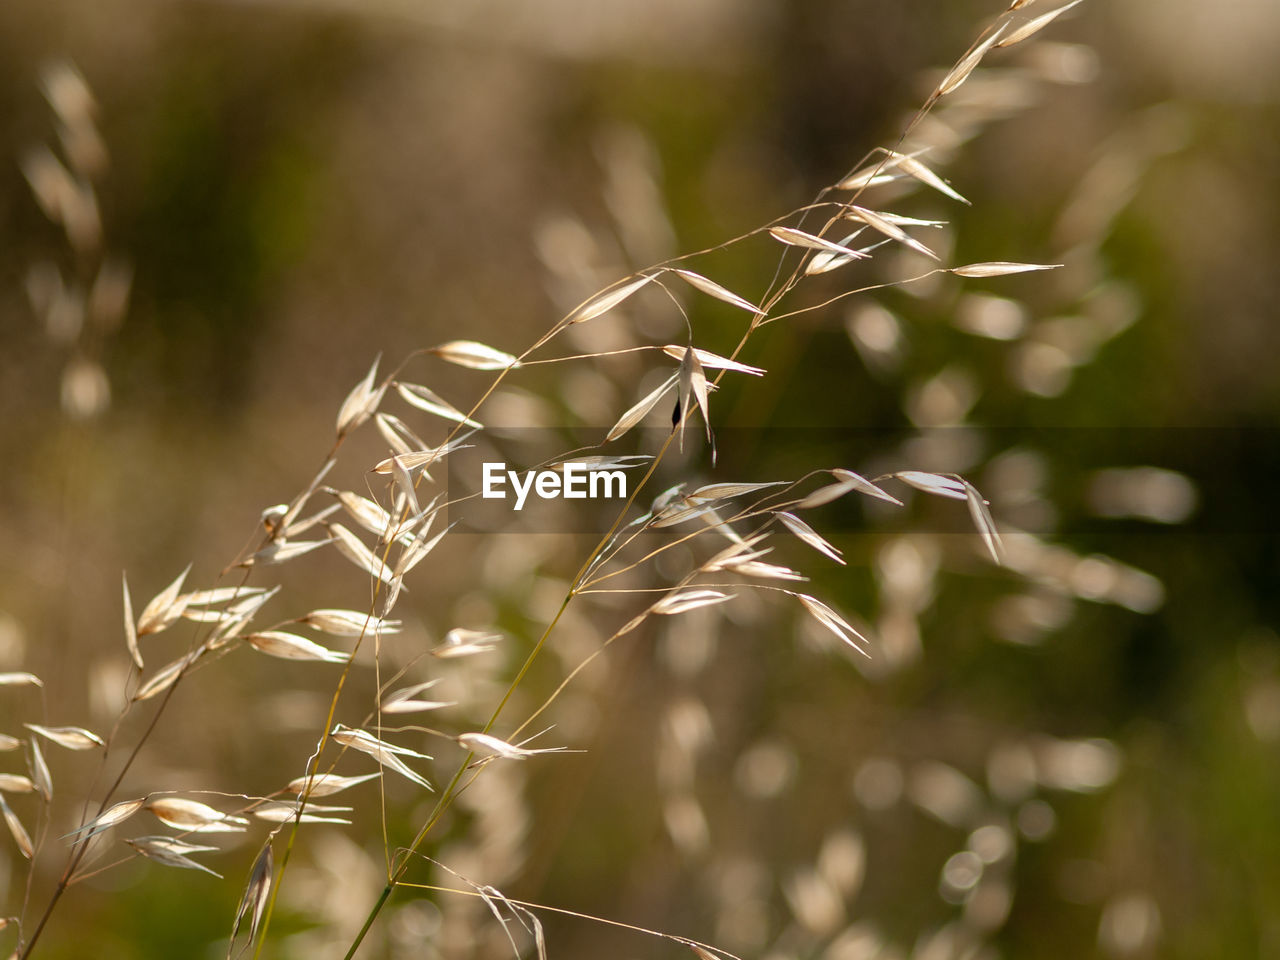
[1,0,1280,958]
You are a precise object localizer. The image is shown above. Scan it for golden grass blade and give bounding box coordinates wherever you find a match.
[607,374,678,442]
[0,794,33,859]
[429,339,520,371]
[122,572,142,669]
[951,261,1061,277]
[23,724,104,751]
[246,631,350,664]
[996,0,1084,47]
[670,269,762,315]
[777,511,845,564]
[566,274,654,326]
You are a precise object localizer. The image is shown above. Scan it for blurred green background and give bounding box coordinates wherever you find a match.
[1,0,1279,958]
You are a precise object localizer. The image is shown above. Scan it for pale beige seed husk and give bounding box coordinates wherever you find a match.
[951,261,1060,277]
[62,797,145,841]
[662,344,765,376]
[335,491,392,537]
[728,560,805,581]
[845,205,939,260]
[896,154,969,205]
[375,411,424,456]
[146,797,248,833]
[122,572,142,669]
[247,631,349,663]
[768,226,868,259]
[935,22,1009,98]
[457,732,566,760]
[893,471,969,501]
[688,480,786,502]
[0,672,43,687]
[0,735,21,752]
[962,480,1005,564]
[288,772,381,797]
[429,339,520,371]
[330,726,434,791]
[566,274,654,325]
[832,469,904,505]
[136,564,192,636]
[0,775,34,794]
[180,586,268,607]
[245,537,331,567]
[126,836,222,877]
[777,511,846,564]
[676,347,712,447]
[328,523,395,585]
[395,381,482,429]
[996,0,1084,47]
[28,738,52,803]
[335,355,384,436]
[382,679,454,715]
[795,593,872,657]
[299,609,400,637]
[24,724,104,751]
[670,268,762,315]
[652,590,735,616]
[0,794,33,858]
[252,803,350,825]
[607,374,678,442]
[232,840,273,949]
[133,649,201,701]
